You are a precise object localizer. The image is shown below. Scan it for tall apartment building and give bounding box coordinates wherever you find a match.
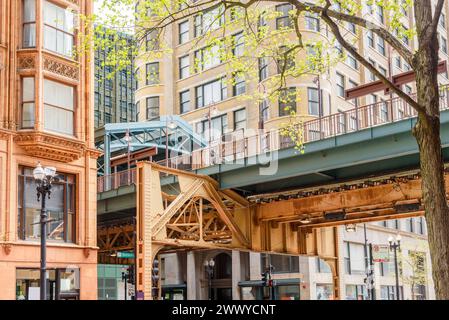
[0,0,98,299]
[135,0,449,142]
[94,29,136,129]
[153,217,434,300]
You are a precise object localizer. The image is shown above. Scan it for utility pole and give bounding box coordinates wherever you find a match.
[389,235,402,300]
[363,224,376,300]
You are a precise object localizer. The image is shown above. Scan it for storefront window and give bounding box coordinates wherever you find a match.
[346,284,367,300]
[16,268,79,300]
[277,285,300,300]
[316,284,334,300]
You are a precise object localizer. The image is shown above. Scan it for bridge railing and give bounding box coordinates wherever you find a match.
[97,169,137,193]
[160,85,449,171]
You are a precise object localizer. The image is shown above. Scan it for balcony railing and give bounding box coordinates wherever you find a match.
[97,85,449,192]
[160,85,449,171]
[97,169,136,193]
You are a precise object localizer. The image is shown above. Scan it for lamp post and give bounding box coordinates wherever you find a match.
[205,106,218,145]
[33,162,57,300]
[388,234,402,300]
[124,129,131,184]
[165,116,177,167]
[204,258,215,300]
[313,75,323,138]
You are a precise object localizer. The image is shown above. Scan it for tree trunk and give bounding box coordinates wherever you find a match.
[413,1,449,297]
[414,112,449,299]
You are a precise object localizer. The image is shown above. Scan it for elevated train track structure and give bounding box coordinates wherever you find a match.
[97,86,449,300]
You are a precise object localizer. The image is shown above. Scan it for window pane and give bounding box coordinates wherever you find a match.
[44,25,57,52]
[22,103,35,128]
[44,105,74,135]
[22,77,35,101]
[23,0,36,22]
[23,23,36,48]
[44,79,74,110]
[43,1,74,57]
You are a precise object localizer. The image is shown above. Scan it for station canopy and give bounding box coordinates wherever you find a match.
[95,115,207,176]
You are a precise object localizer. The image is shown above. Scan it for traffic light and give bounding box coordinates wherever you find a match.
[261,271,268,287]
[127,265,134,284]
[151,258,160,298]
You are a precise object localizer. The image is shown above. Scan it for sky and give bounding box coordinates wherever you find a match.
[93,0,135,33]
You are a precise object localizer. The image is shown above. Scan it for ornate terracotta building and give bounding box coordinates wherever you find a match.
[0,0,98,299]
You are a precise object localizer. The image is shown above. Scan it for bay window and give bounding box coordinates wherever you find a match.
[18,167,76,243]
[21,77,35,129]
[43,0,75,57]
[23,0,36,48]
[43,79,75,136]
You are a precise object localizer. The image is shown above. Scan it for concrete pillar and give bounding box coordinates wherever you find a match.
[299,256,311,300]
[249,252,261,280]
[187,251,197,299]
[231,250,241,300]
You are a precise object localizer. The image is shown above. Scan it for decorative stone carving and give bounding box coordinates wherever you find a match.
[1,244,12,255]
[17,55,35,70]
[85,148,103,160]
[43,55,79,81]
[15,132,86,162]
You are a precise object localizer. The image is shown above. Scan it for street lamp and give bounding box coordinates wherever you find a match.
[204,258,215,300]
[33,162,57,300]
[205,106,218,145]
[165,116,177,167]
[313,75,323,138]
[388,234,402,300]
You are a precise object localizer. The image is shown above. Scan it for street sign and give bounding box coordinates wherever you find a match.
[372,244,390,262]
[117,251,135,259]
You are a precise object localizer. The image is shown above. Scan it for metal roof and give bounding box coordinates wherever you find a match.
[97,116,207,176]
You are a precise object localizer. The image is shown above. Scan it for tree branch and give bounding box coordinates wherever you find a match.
[320,1,424,114]
[301,2,414,66]
[429,0,445,37]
